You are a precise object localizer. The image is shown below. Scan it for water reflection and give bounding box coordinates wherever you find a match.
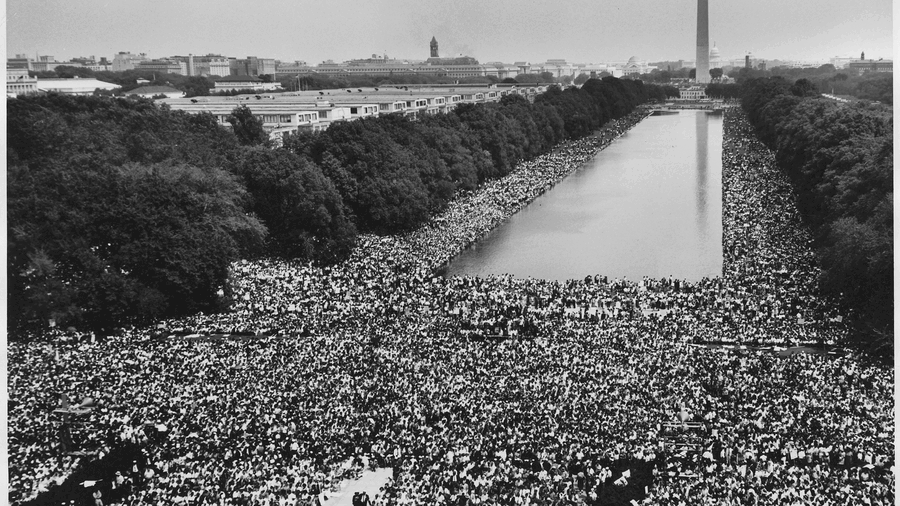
[696,110,709,239]
[444,111,723,282]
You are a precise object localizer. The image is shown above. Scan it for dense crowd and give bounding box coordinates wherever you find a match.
[8,109,893,506]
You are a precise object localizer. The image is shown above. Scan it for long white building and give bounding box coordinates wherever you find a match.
[161,84,548,145]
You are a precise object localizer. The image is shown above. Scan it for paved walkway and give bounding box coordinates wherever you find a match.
[322,468,392,506]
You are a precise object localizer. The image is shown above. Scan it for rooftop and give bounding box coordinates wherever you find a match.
[128,85,182,95]
[215,75,262,82]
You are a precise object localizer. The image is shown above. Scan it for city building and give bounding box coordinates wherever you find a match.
[709,43,722,69]
[847,52,893,75]
[31,56,70,73]
[170,54,233,77]
[7,54,33,71]
[86,63,113,72]
[70,56,100,66]
[201,55,231,77]
[211,75,282,93]
[829,56,857,69]
[7,67,39,96]
[427,56,481,66]
[574,63,610,78]
[275,62,317,79]
[426,37,479,66]
[36,77,120,95]
[112,52,150,72]
[482,62,520,80]
[171,55,205,76]
[677,85,708,100]
[135,59,187,75]
[438,65,487,79]
[621,57,656,77]
[650,60,694,72]
[531,60,578,79]
[231,56,277,77]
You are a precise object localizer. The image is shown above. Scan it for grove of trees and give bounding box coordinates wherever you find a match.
[730,64,892,105]
[9,77,663,334]
[8,96,343,333]
[740,77,893,354]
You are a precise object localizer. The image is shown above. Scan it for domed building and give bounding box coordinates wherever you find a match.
[709,43,722,69]
[622,56,655,76]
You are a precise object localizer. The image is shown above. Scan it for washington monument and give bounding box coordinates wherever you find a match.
[696,0,710,83]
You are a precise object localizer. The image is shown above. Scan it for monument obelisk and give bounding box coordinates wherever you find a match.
[696,0,710,83]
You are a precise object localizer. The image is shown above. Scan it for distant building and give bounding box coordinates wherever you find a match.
[232,56,277,77]
[621,56,655,77]
[32,56,69,73]
[135,59,187,75]
[575,63,610,79]
[650,60,691,72]
[847,59,893,75]
[203,56,231,77]
[513,62,532,75]
[7,54,33,71]
[70,56,112,72]
[23,55,104,73]
[709,44,722,69]
[86,63,112,72]
[211,75,282,93]
[829,56,857,69]
[426,37,479,66]
[70,56,98,66]
[533,60,578,78]
[426,56,480,66]
[347,54,398,65]
[438,65,487,78]
[170,54,231,77]
[162,84,547,144]
[170,55,197,76]
[275,62,316,79]
[483,62,520,80]
[7,68,38,96]
[112,52,150,72]
[676,84,708,101]
[36,77,120,95]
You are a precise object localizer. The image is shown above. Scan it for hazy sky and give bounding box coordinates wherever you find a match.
[5,0,894,64]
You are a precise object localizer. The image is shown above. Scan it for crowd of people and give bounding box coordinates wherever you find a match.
[8,109,893,506]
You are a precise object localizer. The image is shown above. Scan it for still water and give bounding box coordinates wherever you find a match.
[444,110,723,282]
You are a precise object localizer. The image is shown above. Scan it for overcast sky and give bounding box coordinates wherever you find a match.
[4,0,894,64]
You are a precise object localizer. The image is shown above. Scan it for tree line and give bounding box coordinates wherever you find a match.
[8,77,663,334]
[712,65,892,105]
[740,77,893,355]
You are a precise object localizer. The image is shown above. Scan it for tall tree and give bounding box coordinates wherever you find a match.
[227,105,271,147]
[233,148,356,261]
